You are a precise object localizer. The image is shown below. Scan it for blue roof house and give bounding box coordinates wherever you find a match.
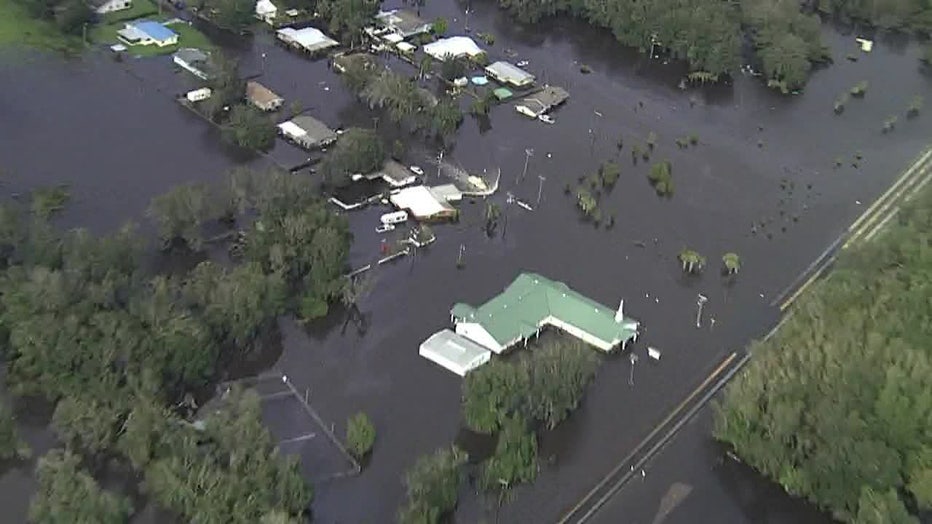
[117,20,179,47]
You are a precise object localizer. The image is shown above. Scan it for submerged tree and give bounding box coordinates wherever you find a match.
[398,446,467,524]
[525,339,600,429]
[346,412,376,458]
[678,248,705,274]
[647,160,674,197]
[462,359,529,433]
[222,104,276,152]
[0,404,29,460]
[30,449,132,524]
[147,183,216,250]
[319,127,386,188]
[722,252,741,275]
[479,416,538,492]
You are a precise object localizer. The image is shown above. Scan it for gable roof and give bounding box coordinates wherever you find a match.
[452,273,638,348]
[133,20,177,42]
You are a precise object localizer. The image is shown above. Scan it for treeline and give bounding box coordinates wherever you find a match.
[492,0,926,90]
[15,0,93,37]
[398,338,601,522]
[714,185,932,521]
[0,168,349,521]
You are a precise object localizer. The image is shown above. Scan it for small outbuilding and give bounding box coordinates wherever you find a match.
[419,329,491,376]
[485,61,535,88]
[246,80,284,111]
[255,0,278,24]
[89,0,132,14]
[185,87,212,102]
[277,116,337,150]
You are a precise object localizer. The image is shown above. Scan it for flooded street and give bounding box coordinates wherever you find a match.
[1,0,930,521]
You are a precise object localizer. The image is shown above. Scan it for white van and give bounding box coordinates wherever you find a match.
[380,211,408,225]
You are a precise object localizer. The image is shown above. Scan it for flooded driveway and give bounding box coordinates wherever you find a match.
[0,2,930,522]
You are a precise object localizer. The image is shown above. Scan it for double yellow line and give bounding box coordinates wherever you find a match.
[780,146,932,311]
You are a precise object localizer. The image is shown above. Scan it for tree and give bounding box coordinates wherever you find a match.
[53,0,93,36]
[647,160,674,197]
[479,416,537,491]
[432,16,448,35]
[462,359,529,433]
[428,99,464,139]
[318,0,380,45]
[722,252,741,274]
[337,53,381,94]
[203,53,245,122]
[318,128,386,187]
[0,404,30,460]
[678,248,705,274]
[31,186,70,219]
[346,412,376,458]
[222,104,276,151]
[417,55,433,80]
[854,487,918,524]
[715,185,932,522]
[439,55,466,81]
[147,183,216,250]
[51,395,125,456]
[575,188,598,218]
[398,446,467,524]
[201,0,255,32]
[598,161,620,188]
[525,339,600,429]
[30,449,132,524]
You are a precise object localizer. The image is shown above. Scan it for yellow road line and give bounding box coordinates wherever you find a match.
[844,147,932,240]
[844,148,932,249]
[557,352,738,524]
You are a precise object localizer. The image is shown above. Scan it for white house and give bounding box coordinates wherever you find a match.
[89,0,132,15]
[255,0,278,24]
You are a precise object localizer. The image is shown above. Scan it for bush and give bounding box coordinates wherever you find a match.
[346,412,376,458]
[647,160,674,197]
[398,447,467,524]
[462,360,528,433]
[480,416,537,491]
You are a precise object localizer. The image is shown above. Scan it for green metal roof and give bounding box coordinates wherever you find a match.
[493,87,513,100]
[451,273,639,348]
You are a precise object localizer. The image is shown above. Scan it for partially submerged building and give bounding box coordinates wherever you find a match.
[89,0,131,14]
[451,273,639,354]
[378,160,418,188]
[246,80,284,111]
[515,86,569,118]
[375,9,432,38]
[276,26,338,55]
[423,36,484,61]
[419,329,492,376]
[389,185,458,221]
[255,0,277,24]
[485,61,535,88]
[173,48,213,80]
[277,115,337,150]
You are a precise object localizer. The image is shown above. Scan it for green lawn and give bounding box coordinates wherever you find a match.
[0,0,82,53]
[90,14,216,57]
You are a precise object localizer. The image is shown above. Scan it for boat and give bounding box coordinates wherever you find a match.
[538,114,555,124]
[376,224,395,233]
[380,210,409,225]
[409,165,424,176]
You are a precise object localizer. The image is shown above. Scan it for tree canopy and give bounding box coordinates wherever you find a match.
[398,446,467,524]
[29,449,132,524]
[715,186,932,522]
[318,127,386,187]
[223,104,277,152]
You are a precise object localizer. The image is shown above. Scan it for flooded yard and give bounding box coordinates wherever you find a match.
[0,2,930,521]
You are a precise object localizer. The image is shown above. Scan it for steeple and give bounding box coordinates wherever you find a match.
[614,299,625,322]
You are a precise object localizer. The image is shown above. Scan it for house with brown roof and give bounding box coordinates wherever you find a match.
[246,81,284,112]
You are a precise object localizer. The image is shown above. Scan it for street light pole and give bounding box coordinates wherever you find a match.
[628,353,639,386]
[519,148,533,184]
[437,149,444,180]
[536,175,546,206]
[696,294,708,328]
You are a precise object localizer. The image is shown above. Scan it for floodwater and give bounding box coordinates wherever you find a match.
[0,1,930,522]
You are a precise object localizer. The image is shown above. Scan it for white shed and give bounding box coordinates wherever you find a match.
[419,329,491,376]
[255,0,278,23]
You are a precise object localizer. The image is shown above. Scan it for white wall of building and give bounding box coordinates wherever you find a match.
[454,323,504,353]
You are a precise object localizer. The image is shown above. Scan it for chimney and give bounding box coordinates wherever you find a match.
[614,299,624,322]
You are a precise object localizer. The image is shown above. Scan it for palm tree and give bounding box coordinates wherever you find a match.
[722,252,741,275]
[678,248,705,274]
[418,55,433,80]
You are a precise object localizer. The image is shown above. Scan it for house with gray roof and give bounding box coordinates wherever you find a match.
[485,61,535,88]
[277,116,337,150]
[515,86,569,118]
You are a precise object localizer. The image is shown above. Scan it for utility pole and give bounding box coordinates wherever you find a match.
[82,23,88,46]
[464,4,472,32]
[437,149,444,180]
[696,294,708,328]
[536,175,546,206]
[628,353,639,386]
[519,148,534,184]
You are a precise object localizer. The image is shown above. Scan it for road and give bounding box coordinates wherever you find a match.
[557,144,932,523]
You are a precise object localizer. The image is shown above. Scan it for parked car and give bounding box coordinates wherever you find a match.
[409,165,424,176]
